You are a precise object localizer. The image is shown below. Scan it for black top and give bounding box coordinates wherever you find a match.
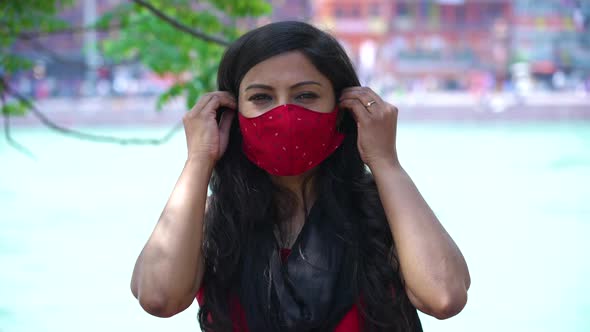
[237,192,423,332]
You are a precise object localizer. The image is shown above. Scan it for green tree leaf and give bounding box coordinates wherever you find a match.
[1,100,29,117]
[1,0,271,120]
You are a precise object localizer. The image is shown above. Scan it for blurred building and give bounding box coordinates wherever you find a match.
[312,0,590,93]
[313,0,512,92]
[239,0,313,30]
[12,0,122,97]
[511,0,590,91]
[9,0,590,97]
[270,0,313,21]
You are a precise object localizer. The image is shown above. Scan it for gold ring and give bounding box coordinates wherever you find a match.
[366,100,376,108]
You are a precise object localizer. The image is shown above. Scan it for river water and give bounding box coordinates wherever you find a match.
[1,122,589,331]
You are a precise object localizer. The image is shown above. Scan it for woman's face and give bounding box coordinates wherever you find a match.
[238,51,336,118]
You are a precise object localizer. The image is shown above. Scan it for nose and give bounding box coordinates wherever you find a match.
[276,93,289,106]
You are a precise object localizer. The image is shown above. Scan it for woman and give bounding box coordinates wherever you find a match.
[131,21,470,332]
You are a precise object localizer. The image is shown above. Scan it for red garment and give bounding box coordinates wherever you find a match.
[196,248,360,331]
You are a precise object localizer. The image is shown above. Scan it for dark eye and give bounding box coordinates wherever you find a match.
[296,92,319,100]
[248,93,272,102]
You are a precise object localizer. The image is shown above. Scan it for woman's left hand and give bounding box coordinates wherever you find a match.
[339,87,400,169]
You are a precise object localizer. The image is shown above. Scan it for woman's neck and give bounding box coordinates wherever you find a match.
[270,171,316,210]
[270,171,317,248]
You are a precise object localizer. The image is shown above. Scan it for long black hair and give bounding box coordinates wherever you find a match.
[198,21,421,332]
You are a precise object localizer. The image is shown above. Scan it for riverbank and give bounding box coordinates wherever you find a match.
[4,92,590,127]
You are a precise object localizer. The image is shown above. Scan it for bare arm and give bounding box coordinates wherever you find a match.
[339,87,470,320]
[370,161,470,320]
[131,158,213,317]
[131,92,236,317]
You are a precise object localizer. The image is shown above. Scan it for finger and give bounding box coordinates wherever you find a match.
[339,98,371,124]
[340,87,383,109]
[341,86,382,101]
[201,94,237,117]
[189,93,214,114]
[213,91,237,106]
[190,92,236,114]
[340,91,379,108]
[340,95,375,114]
[207,92,237,112]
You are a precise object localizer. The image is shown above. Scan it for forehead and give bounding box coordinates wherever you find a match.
[239,51,330,91]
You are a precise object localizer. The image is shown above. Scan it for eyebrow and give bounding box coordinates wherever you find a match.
[244,81,322,91]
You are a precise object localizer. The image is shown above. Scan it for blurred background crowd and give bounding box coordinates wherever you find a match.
[8,0,590,99]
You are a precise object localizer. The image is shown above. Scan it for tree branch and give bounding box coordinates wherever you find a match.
[0,77,183,147]
[131,0,230,46]
[1,90,36,158]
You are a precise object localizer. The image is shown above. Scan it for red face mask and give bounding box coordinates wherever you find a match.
[238,104,344,176]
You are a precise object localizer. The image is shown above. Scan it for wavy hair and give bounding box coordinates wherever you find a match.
[198,21,421,332]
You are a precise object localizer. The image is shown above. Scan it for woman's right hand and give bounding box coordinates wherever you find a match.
[182,91,237,163]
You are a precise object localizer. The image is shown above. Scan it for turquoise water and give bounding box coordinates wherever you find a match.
[1,123,589,332]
